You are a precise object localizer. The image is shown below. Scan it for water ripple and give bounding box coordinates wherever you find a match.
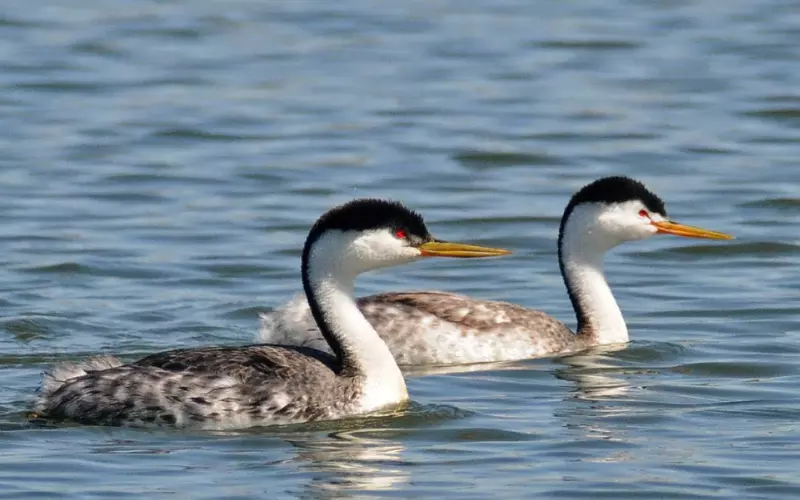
[1,0,798,498]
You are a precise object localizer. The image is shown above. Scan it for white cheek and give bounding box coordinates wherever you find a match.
[640,213,667,238]
[641,223,659,238]
[399,246,423,260]
[600,210,654,242]
[351,231,420,270]
[649,213,668,223]
[622,214,656,240]
[378,242,421,262]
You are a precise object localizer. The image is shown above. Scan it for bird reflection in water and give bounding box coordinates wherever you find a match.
[280,425,410,498]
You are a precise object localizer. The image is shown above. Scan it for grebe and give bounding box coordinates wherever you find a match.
[33,199,510,429]
[258,177,732,365]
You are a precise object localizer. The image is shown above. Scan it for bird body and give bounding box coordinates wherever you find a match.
[38,347,365,429]
[34,199,510,429]
[261,291,582,365]
[259,177,732,366]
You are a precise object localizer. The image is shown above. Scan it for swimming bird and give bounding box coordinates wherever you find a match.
[258,176,732,365]
[33,199,510,429]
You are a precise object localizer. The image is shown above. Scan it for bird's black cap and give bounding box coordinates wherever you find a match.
[305,198,430,248]
[562,176,666,225]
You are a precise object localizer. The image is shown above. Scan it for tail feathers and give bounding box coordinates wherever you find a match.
[38,355,124,402]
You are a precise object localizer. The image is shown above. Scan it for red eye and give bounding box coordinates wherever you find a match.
[638,209,649,218]
[395,230,407,239]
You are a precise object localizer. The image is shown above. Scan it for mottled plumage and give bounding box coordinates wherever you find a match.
[260,291,589,365]
[36,346,364,429]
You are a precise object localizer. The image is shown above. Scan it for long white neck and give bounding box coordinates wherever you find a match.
[302,234,407,406]
[559,212,629,345]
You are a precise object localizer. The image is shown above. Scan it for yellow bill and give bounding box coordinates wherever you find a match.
[418,240,512,258]
[652,221,733,240]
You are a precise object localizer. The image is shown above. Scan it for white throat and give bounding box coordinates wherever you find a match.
[304,232,408,409]
[559,206,629,345]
